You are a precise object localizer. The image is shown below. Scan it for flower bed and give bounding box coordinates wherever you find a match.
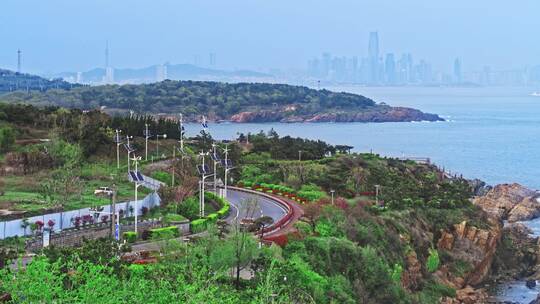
[237,181,311,204]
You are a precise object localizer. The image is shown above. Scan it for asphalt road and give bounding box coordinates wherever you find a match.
[225,189,288,224]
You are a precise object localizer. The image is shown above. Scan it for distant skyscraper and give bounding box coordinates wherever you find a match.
[368,32,380,84]
[385,53,396,85]
[453,58,462,83]
[209,53,216,67]
[322,52,331,78]
[76,72,83,83]
[17,49,21,73]
[103,40,114,84]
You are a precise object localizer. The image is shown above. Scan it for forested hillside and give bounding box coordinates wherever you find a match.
[1,80,443,123]
[0,69,78,93]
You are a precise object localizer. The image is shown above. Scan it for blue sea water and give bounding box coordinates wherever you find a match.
[186,86,540,190]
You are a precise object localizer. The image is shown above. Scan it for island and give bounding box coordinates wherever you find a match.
[0,78,443,123]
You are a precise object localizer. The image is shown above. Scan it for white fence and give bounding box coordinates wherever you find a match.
[0,192,161,239]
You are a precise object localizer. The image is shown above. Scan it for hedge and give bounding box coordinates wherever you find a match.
[123,231,137,243]
[164,213,187,223]
[149,226,179,240]
[191,218,207,233]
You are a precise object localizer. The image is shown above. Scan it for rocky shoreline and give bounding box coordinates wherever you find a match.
[436,183,540,303]
[228,106,443,123]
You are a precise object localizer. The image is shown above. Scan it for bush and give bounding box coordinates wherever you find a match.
[177,196,199,220]
[164,213,187,224]
[149,226,179,240]
[191,218,207,233]
[206,213,218,222]
[152,171,172,185]
[427,248,440,273]
[123,231,137,243]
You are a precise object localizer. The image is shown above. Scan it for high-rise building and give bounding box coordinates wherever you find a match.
[322,52,331,78]
[453,58,462,83]
[385,53,396,85]
[103,41,114,84]
[368,32,380,84]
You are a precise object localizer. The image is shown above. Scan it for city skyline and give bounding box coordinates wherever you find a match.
[1,0,540,74]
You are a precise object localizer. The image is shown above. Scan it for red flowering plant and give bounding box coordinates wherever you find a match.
[47,219,55,231]
[34,220,44,232]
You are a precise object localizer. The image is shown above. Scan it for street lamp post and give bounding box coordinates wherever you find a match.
[125,136,134,174]
[221,145,235,199]
[330,190,335,205]
[212,143,219,192]
[179,113,184,151]
[114,130,123,169]
[156,134,167,159]
[298,150,302,161]
[144,123,152,161]
[131,155,142,235]
[197,151,213,218]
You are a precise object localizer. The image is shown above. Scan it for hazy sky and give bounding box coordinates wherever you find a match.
[1,0,539,74]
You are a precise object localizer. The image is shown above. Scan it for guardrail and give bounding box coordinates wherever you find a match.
[228,186,295,235]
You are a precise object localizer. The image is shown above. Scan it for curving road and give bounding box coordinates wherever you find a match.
[224,188,288,224]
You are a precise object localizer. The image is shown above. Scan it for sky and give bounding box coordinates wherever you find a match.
[1,0,539,74]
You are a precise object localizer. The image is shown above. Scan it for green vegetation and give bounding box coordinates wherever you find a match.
[123,231,137,243]
[0,68,78,93]
[2,80,377,119]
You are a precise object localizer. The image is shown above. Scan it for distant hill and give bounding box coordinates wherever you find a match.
[0,69,79,93]
[0,80,443,123]
[54,63,273,84]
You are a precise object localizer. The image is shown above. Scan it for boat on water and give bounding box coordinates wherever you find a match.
[531,92,540,97]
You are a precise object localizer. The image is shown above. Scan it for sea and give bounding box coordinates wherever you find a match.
[186,85,540,190]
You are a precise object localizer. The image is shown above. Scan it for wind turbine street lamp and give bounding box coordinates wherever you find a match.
[197,151,213,218]
[156,133,167,159]
[130,155,142,235]
[178,114,185,151]
[93,185,119,240]
[211,143,221,193]
[124,136,135,173]
[144,123,152,161]
[114,130,123,169]
[221,145,235,199]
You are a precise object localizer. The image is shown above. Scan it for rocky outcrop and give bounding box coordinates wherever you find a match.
[436,220,502,287]
[469,179,492,197]
[473,183,538,222]
[440,286,488,304]
[401,251,423,291]
[229,106,443,123]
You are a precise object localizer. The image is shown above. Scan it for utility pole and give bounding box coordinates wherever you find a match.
[171,147,176,187]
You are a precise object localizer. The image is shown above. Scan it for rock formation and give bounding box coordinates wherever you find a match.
[473,183,539,222]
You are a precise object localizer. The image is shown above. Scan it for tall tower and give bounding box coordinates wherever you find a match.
[17,49,21,73]
[368,32,380,84]
[103,40,114,84]
[453,58,462,83]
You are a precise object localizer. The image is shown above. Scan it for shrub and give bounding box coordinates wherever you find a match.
[426,248,440,273]
[151,171,172,185]
[164,213,187,224]
[191,218,207,233]
[123,231,137,243]
[149,226,179,240]
[206,213,218,222]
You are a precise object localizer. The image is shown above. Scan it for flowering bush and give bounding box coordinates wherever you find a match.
[47,219,55,230]
[72,216,82,228]
[141,206,149,216]
[35,220,44,231]
[101,215,109,223]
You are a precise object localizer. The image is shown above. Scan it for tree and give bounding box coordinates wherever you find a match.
[0,126,15,152]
